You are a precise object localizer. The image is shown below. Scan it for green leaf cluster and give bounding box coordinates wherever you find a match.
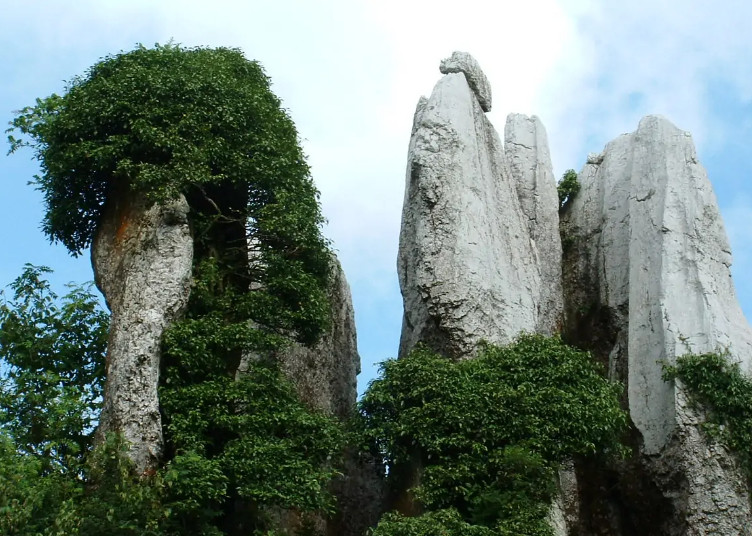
[0,265,108,472]
[359,335,628,535]
[557,169,580,210]
[9,44,323,258]
[8,41,333,346]
[0,266,342,535]
[663,352,752,477]
[160,360,344,526]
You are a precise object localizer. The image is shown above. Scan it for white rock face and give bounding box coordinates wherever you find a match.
[398,56,563,359]
[504,114,563,334]
[398,70,542,358]
[562,115,752,532]
[92,190,193,474]
[439,51,492,112]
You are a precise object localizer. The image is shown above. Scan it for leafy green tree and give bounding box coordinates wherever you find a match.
[6,44,341,534]
[0,265,108,472]
[360,335,628,535]
[0,267,343,535]
[557,169,580,210]
[0,267,108,535]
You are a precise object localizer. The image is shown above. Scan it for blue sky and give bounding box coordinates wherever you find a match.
[1,0,751,395]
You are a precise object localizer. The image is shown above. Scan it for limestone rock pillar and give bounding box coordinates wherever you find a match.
[562,115,752,534]
[397,53,561,359]
[92,189,193,474]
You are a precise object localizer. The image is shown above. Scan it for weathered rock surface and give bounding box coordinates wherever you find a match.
[92,190,193,474]
[277,256,360,420]
[505,113,564,334]
[562,115,752,534]
[398,54,561,359]
[270,256,384,536]
[439,51,492,112]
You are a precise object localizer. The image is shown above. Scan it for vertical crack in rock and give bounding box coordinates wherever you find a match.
[562,115,752,534]
[92,189,193,475]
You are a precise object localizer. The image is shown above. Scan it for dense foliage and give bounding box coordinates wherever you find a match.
[664,352,752,478]
[8,42,331,343]
[360,335,628,535]
[0,269,343,535]
[9,44,326,260]
[5,44,341,534]
[557,169,580,210]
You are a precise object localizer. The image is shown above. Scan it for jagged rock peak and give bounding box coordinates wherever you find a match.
[439,51,492,112]
[562,114,752,534]
[398,55,561,359]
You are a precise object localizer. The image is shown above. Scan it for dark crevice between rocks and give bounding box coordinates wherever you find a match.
[572,431,680,536]
[561,229,679,536]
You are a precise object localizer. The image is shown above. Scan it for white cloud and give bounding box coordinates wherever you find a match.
[539,0,752,173]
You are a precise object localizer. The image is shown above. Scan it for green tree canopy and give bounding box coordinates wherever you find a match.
[0,265,108,472]
[9,43,324,257]
[8,43,332,345]
[360,335,628,535]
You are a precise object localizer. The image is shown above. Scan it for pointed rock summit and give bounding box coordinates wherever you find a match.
[438,51,492,112]
[562,115,752,534]
[398,52,562,359]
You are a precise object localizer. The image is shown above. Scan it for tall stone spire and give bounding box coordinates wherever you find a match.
[562,115,752,534]
[398,52,562,359]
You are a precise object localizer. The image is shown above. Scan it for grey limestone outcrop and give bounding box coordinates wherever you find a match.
[398,53,752,535]
[92,190,193,474]
[562,115,752,534]
[276,255,360,420]
[398,53,562,360]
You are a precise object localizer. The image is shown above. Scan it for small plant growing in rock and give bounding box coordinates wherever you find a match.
[663,352,752,478]
[558,169,580,210]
